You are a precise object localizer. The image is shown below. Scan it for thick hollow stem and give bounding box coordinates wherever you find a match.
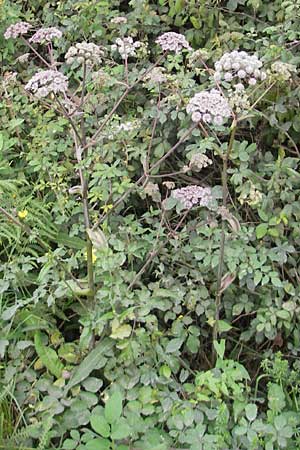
[212,122,237,363]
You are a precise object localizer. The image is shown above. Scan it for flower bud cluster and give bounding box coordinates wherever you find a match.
[156,32,191,54]
[186,89,232,126]
[29,27,62,44]
[228,86,250,114]
[25,70,68,98]
[4,22,32,39]
[171,185,212,209]
[16,53,30,64]
[214,50,266,87]
[111,16,127,24]
[111,37,142,59]
[270,61,296,81]
[189,153,212,172]
[65,42,104,65]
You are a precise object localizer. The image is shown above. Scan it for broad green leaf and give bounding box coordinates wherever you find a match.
[85,438,111,450]
[34,332,63,378]
[65,339,113,393]
[268,383,286,412]
[110,417,131,440]
[110,324,132,340]
[82,377,103,393]
[245,403,257,421]
[105,391,123,424]
[90,415,110,438]
[159,364,171,378]
[56,232,86,249]
[165,338,183,353]
[256,224,268,239]
[213,339,225,360]
[217,320,232,333]
[62,439,78,449]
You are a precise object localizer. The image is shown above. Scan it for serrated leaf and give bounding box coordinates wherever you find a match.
[34,331,63,378]
[105,391,123,424]
[65,338,113,393]
[90,415,110,438]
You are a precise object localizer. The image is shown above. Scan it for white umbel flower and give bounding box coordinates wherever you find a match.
[187,89,232,126]
[111,37,142,59]
[4,22,32,39]
[156,32,191,54]
[25,70,68,98]
[171,185,212,209]
[65,42,104,65]
[29,27,62,44]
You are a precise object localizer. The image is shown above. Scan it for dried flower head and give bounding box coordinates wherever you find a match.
[16,53,30,64]
[171,185,212,209]
[111,16,127,24]
[187,89,232,126]
[25,70,68,98]
[163,181,175,190]
[214,50,266,87]
[144,182,161,202]
[29,27,62,44]
[270,61,297,81]
[4,22,32,39]
[111,37,142,59]
[65,42,104,65]
[156,32,191,54]
[189,153,212,172]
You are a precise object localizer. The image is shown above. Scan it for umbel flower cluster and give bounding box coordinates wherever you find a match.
[144,67,167,84]
[187,89,232,125]
[214,50,266,86]
[270,61,296,81]
[171,185,212,209]
[65,42,104,65]
[25,70,68,98]
[29,27,62,44]
[111,37,142,59]
[4,22,32,39]
[189,153,213,172]
[156,32,191,54]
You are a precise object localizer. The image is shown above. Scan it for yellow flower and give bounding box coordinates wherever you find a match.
[101,204,113,214]
[18,210,28,219]
[84,249,97,263]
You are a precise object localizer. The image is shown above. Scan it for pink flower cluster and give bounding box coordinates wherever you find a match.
[4,22,32,39]
[156,32,191,54]
[171,185,212,209]
[25,70,68,98]
[29,27,62,44]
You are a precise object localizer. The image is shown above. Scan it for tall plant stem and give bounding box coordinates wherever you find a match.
[212,121,237,363]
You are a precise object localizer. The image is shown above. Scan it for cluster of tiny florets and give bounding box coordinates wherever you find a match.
[187,89,232,126]
[4,22,32,39]
[25,70,68,98]
[270,61,296,81]
[228,86,250,114]
[239,183,263,206]
[29,27,62,44]
[111,37,142,59]
[144,67,167,84]
[111,16,127,24]
[214,50,266,86]
[156,32,191,54]
[65,42,104,65]
[189,153,213,172]
[16,53,30,64]
[171,185,212,209]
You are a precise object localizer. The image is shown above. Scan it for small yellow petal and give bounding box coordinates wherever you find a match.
[18,210,28,219]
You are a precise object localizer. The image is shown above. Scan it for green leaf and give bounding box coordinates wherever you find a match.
[34,331,63,378]
[85,438,111,450]
[110,324,132,340]
[159,365,171,378]
[56,232,86,249]
[62,439,78,449]
[110,417,131,440]
[217,320,232,333]
[65,338,113,393]
[268,383,286,412]
[82,377,103,393]
[186,335,199,353]
[256,224,268,239]
[90,415,110,438]
[105,391,123,424]
[165,338,183,353]
[213,339,225,360]
[276,310,290,320]
[245,403,257,421]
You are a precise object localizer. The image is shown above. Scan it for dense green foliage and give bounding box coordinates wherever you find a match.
[1,0,300,449]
